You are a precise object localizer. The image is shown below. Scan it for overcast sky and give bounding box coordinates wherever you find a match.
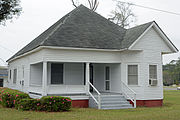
[0,0,180,66]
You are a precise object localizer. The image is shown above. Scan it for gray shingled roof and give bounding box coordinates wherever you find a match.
[8,5,153,61]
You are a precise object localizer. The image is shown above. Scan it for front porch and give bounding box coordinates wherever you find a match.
[28,62,136,109]
[29,62,121,96]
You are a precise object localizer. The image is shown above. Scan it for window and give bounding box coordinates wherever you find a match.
[149,65,157,79]
[13,69,17,84]
[105,66,110,80]
[9,70,11,80]
[149,65,157,84]
[105,66,110,90]
[51,63,63,84]
[22,66,24,79]
[128,65,138,85]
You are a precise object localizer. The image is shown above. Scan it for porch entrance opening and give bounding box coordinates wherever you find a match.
[88,63,121,93]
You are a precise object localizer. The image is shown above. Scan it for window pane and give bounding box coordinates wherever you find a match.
[149,65,157,79]
[51,63,63,84]
[9,70,11,79]
[128,65,138,85]
[128,65,138,75]
[22,66,24,78]
[13,69,17,84]
[105,81,110,90]
[105,67,110,80]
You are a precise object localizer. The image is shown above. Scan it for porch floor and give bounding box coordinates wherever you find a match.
[91,92,123,96]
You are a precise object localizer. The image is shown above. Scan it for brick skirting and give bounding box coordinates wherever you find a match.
[72,99,163,108]
[72,100,89,108]
[128,99,163,107]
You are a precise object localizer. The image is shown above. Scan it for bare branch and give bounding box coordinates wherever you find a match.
[93,1,99,11]
[88,0,92,9]
[71,0,78,8]
[108,1,136,28]
[71,0,99,11]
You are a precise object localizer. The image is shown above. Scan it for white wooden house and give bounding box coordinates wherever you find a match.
[6,5,178,109]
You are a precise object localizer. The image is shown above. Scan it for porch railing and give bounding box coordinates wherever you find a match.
[88,81,101,109]
[121,81,136,108]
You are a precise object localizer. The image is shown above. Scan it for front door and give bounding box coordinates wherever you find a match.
[105,66,110,91]
[90,64,94,92]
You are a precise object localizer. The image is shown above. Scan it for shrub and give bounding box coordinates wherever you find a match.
[18,96,72,112]
[17,98,41,111]
[40,96,72,112]
[0,88,30,108]
[0,88,72,112]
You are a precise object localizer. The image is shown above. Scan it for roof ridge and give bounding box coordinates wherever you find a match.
[127,21,154,30]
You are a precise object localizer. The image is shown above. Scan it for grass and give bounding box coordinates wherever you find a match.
[164,85,180,88]
[0,90,180,120]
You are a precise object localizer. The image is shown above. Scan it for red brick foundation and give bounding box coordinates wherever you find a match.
[128,99,163,107]
[72,99,163,108]
[72,100,89,108]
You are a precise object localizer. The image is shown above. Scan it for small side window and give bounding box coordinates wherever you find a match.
[22,66,24,79]
[13,69,17,84]
[149,65,157,85]
[9,70,11,80]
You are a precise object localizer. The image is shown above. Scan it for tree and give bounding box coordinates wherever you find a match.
[71,0,99,11]
[109,0,136,28]
[163,58,180,86]
[0,0,22,25]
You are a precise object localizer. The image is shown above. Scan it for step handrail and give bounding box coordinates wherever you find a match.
[121,81,136,108]
[88,81,101,109]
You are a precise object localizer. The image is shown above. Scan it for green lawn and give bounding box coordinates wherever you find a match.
[0,90,180,120]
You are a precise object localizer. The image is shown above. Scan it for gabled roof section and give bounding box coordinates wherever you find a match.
[121,21,153,49]
[127,21,178,53]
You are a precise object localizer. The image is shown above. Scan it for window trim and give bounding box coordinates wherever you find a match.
[127,64,139,86]
[50,63,65,85]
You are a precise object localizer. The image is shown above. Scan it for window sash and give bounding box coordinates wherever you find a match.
[9,70,11,80]
[149,65,157,79]
[13,69,17,84]
[105,66,110,80]
[22,66,25,79]
[128,65,138,85]
[105,81,110,90]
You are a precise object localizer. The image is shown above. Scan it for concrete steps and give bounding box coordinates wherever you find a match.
[89,93,134,110]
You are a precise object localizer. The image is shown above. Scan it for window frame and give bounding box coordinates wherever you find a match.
[127,64,139,86]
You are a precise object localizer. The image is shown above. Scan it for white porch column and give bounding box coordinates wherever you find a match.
[85,62,90,94]
[42,61,48,96]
